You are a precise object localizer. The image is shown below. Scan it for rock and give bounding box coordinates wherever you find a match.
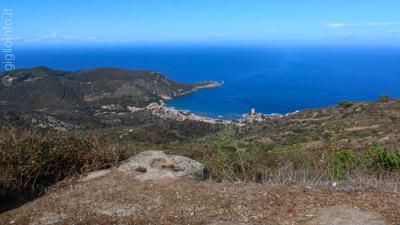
[33,213,67,225]
[79,169,111,182]
[135,166,147,173]
[116,160,140,172]
[117,150,208,181]
[100,207,137,217]
[101,208,117,216]
[306,205,388,225]
[152,158,185,172]
[378,136,390,144]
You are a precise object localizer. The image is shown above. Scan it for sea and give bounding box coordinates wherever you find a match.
[7,45,400,120]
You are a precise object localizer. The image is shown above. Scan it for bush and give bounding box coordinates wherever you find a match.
[329,150,363,181]
[336,135,350,141]
[367,145,400,170]
[322,131,332,141]
[378,94,389,102]
[333,150,363,169]
[0,129,121,193]
[339,100,353,107]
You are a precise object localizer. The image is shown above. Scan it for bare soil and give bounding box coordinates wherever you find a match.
[1,171,400,224]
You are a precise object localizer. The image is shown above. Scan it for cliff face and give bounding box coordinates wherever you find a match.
[0,66,221,127]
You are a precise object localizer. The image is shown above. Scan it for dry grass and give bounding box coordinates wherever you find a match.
[0,127,122,194]
[2,99,400,197]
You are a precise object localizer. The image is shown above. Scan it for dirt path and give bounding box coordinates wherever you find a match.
[1,171,399,224]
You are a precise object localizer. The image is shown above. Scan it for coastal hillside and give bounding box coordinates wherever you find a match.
[1,92,400,224]
[1,67,400,224]
[0,66,220,128]
[0,66,220,109]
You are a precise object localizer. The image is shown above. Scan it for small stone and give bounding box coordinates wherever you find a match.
[79,169,110,182]
[135,167,147,173]
[378,137,390,143]
[101,207,137,217]
[36,213,67,225]
[101,208,117,216]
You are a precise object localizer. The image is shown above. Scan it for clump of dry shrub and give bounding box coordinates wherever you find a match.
[0,126,121,194]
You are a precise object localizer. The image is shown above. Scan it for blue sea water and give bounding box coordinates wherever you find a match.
[7,45,400,120]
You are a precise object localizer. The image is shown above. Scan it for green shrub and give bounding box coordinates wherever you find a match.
[329,150,364,181]
[323,131,332,141]
[312,134,321,141]
[336,135,350,141]
[315,113,331,118]
[262,142,276,152]
[339,100,353,107]
[367,145,400,170]
[378,94,389,102]
[333,150,363,169]
[360,131,372,138]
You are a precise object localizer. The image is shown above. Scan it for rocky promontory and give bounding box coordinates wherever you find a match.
[163,81,222,100]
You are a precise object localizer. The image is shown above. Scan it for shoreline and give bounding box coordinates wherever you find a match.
[165,102,298,121]
[154,79,303,124]
[153,103,300,125]
[162,81,302,122]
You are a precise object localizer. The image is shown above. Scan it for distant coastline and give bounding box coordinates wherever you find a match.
[7,47,400,120]
[156,101,300,125]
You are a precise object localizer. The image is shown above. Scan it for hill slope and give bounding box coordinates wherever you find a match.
[0,66,220,110]
[0,66,220,128]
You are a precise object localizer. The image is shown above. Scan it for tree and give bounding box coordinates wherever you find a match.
[379,94,389,102]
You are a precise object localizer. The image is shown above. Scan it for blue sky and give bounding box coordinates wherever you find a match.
[2,0,400,46]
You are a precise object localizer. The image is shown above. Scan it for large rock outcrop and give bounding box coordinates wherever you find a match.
[79,150,208,182]
[117,150,208,181]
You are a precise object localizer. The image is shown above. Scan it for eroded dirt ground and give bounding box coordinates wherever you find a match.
[1,172,400,224]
